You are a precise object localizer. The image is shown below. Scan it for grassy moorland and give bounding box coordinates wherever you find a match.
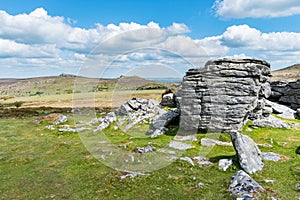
[0,75,299,199]
[0,75,176,108]
[0,106,299,199]
[272,64,300,82]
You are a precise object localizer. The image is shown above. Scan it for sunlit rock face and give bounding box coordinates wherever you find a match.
[176,58,272,133]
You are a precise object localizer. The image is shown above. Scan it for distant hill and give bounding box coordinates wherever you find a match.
[0,75,170,98]
[271,64,300,82]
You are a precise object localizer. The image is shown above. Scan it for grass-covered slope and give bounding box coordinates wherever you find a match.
[272,64,300,82]
[0,112,299,199]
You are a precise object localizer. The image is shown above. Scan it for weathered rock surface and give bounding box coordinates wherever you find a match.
[193,156,213,167]
[229,170,264,199]
[265,99,296,119]
[168,141,194,150]
[94,98,172,133]
[176,58,272,132]
[180,157,194,166]
[136,145,155,155]
[230,132,264,174]
[148,109,179,137]
[58,127,90,133]
[94,112,117,132]
[219,159,233,171]
[160,93,176,107]
[270,80,300,110]
[251,115,290,129]
[261,152,281,162]
[200,138,232,147]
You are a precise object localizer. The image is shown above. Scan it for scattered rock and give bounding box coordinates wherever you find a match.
[45,125,55,130]
[166,156,178,161]
[58,127,90,133]
[39,113,68,125]
[197,182,204,188]
[218,159,233,171]
[193,156,213,167]
[168,141,194,150]
[229,170,264,199]
[120,171,147,180]
[94,112,117,132]
[200,138,232,147]
[230,131,264,174]
[157,149,176,155]
[173,134,197,141]
[256,143,273,148]
[150,127,168,138]
[193,156,206,162]
[251,115,290,129]
[261,152,281,162]
[54,114,68,125]
[136,145,155,155]
[264,179,275,184]
[180,157,194,166]
[197,160,213,167]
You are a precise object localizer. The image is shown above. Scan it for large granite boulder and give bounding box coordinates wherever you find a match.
[176,58,272,132]
[230,131,264,174]
[270,80,300,110]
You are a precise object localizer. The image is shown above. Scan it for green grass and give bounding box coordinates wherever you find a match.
[0,114,299,199]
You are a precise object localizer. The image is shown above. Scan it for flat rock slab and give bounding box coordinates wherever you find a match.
[168,141,194,150]
[180,157,194,166]
[173,134,198,141]
[229,170,264,199]
[252,115,290,129]
[266,100,296,119]
[230,132,264,174]
[261,152,281,162]
[200,138,232,147]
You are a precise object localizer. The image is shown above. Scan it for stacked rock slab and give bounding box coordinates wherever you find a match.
[176,58,272,132]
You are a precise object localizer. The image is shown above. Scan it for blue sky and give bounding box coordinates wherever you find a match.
[1,0,300,78]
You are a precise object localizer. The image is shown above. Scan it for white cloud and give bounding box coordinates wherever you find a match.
[213,0,300,18]
[0,38,59,58]
[0,8,190,53]
[1,7,300,77]
[221,24,300,51]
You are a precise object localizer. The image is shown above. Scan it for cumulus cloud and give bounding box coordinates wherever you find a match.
[221,24,300,51]
[1,7,300,77]
[0,8,190,53]
[213,0,300,18]
[0,39,59,58]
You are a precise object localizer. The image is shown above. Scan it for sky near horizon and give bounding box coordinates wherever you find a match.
[1,0,300,78]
